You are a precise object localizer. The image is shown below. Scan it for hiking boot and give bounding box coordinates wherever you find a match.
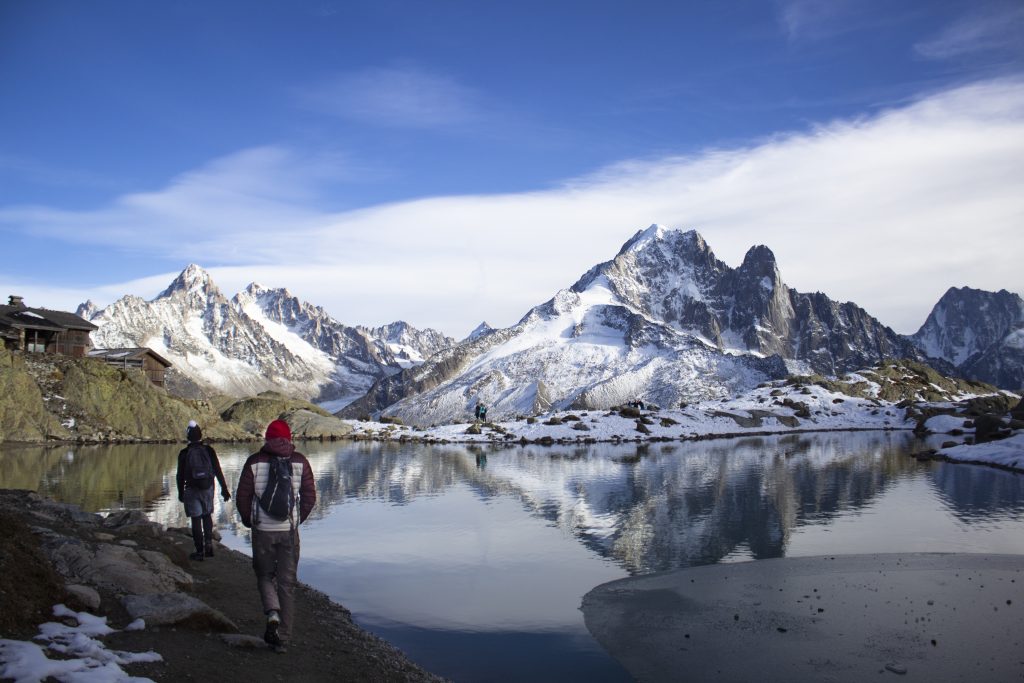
[273,642,288,654]
[264,611,282,648]
[204,544,214,557]
[189,551,204,562]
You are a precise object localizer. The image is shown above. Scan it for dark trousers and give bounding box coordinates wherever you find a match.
[190,514,213,553]
[252,528,300,642]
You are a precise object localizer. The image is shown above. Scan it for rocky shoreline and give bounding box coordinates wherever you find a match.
[0,489,445,682]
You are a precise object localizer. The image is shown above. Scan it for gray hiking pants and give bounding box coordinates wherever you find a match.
[252,528,300,642]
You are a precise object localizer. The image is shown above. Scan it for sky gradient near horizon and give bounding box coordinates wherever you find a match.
[1,0,1023,338]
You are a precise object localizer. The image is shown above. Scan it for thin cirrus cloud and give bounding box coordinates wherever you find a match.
[775,0,860,42]
[2,78,1022,336]
[915,5,1024,60]
[294,66,482,128]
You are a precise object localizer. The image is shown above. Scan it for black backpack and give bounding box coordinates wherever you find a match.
[259,457,295,521]
[184,444,214,489]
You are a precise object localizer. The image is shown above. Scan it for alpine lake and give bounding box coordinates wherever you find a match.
[3,431,1024,682]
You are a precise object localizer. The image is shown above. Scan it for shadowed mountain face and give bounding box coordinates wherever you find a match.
[342,226,925,424]
[909,286,1024,391]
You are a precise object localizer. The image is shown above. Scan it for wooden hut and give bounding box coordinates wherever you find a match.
[0,295,97,357]
[87,348,173,387]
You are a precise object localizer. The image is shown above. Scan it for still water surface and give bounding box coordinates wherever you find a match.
[3,431,1024,681]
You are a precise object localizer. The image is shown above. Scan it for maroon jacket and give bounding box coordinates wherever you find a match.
[235,437,316,530]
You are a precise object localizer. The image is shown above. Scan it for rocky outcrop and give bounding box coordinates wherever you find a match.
[0,346,66,443]
[219,391,351,438]
[285,408,354,438]
[44,354,249,442]
[789,359,997,404]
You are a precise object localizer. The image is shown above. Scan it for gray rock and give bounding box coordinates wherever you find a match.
[47,541,192,594]
[103,510,150,528]
[122,592,238,632]
[65,584,101,611]
[285,408,354,438]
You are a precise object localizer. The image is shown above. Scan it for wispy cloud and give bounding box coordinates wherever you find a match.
[915,5,1024,60]
[0,146,351,261]
[3,79,1023,336]
[775,0,859,42]
[295,66,481,129]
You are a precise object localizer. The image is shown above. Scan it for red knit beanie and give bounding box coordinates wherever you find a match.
[265,419,292,441]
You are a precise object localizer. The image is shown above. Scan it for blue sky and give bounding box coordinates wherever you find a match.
[1,0,1022,337]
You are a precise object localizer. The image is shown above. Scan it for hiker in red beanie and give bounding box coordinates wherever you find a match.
[235,419,316,653]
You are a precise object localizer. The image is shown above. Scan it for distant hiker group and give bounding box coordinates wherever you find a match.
[174,417,316,655]
[474,402,488,421]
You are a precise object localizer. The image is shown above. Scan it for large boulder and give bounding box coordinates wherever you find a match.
[46,539,193,595]
[122,592,237,632]
[221,391,334,436]
[285,409,354,439]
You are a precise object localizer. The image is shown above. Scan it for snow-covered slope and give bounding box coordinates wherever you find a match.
[909,287,1024,391]
[80,265,455,405]
[342,225,921,425]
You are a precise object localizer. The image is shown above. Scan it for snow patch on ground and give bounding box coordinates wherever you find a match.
[0,605,160,683]
[939,432,1024,470]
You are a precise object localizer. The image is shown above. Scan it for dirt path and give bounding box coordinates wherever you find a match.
[0,489,446,682]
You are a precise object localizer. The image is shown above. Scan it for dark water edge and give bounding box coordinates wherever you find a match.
[362,621,633,683]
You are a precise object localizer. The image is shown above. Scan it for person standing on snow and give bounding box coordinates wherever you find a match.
[235,419,316,653]
[176,421,230,562]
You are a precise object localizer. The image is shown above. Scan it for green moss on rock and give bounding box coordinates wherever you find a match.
[0,348,65,443]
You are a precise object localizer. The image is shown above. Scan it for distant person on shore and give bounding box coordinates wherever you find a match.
[176,420,230,562]
[235,419,316,654]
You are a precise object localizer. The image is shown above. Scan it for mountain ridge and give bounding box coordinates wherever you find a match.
[78,265,455,405]
[341,225,934,424]
[910,286,1024,391]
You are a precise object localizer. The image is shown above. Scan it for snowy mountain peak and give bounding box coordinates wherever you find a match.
[465,321,495,342]
[75,299,99,320]
[740,244,777,269]
[344,227,929,425]
[618,224,707,257]
[158,264,224,304]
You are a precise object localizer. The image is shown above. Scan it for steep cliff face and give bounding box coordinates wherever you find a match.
[909,287,1024,391]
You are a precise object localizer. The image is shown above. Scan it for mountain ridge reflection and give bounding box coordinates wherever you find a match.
[4,432,1023,574]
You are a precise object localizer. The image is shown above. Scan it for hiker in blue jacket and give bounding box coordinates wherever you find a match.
[176,420,230,561]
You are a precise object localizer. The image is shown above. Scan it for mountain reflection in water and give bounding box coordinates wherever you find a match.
[4,432,1024,682]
